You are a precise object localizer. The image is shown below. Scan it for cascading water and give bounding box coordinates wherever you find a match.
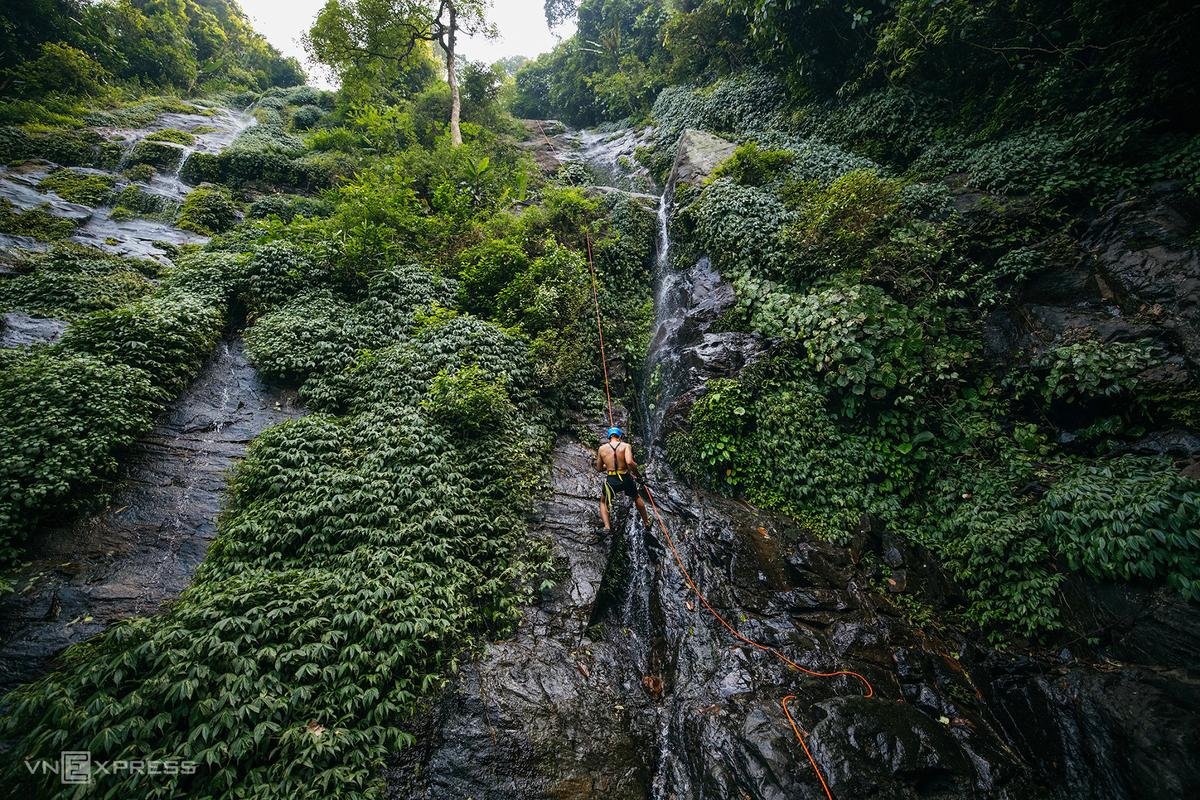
[0,103,256,267]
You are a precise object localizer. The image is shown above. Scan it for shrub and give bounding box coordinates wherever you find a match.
[681,178,794,281]
[245,262,456,392]
[158,250,242,306]
[291,104,325,131]
[1045,456,1200,599]
[179,151,222,184]
[306,126,362,153]
[0,352,159,559]
[0,245,156,318]
[61,291,225,392]
[176,185,240,235]
[37,168,116,206]
[670,369,878,535]
[5,42,110,98]
[784,169,904,270]
[709,142,795,187]
[237,240,319,311]
[0,401,548,796]
[1014,337,1158,404]
[424,364,517,436]
[247,194,332,222]
[455,238,529,316]
[495,245,589,334]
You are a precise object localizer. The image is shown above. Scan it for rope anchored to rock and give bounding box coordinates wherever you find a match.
[583,219,876,800]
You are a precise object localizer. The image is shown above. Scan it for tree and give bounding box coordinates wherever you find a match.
[307,0,494,146]
[544,0,580,29]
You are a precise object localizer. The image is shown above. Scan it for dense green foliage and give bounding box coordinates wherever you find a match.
[0,245,158,319]
[621,0,1200,637]
[1,0,303,101]
[664,113,1199,636]
[0,19,656,789]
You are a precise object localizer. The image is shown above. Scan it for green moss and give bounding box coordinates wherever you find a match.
[709,142,795,187]
[0,125,120,168]
[110,185,177,221]
[144,128,196,146]
[127,138,187,170]
[0,199,79,241]
[37,168,116,206]
[123,163,156,182]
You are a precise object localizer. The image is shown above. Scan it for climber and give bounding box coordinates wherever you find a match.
[596,426,651,531]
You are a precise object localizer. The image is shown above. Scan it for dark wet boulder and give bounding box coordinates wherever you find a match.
[1084,183,1200,365]
[808,696,974,799]
[986,664,1200,800]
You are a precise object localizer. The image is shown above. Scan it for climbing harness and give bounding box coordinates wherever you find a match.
[582,223,876,800]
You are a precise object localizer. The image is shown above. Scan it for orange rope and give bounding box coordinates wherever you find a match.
[641,484,873,800]
[575,182,876,798]
[584,232,615,427]
[782,695,836,800]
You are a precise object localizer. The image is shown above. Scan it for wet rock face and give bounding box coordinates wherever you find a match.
[0,311,67,347]
[667,129,737,195]
[985,662,1200,800]
[647,255,766,443]
[0,336,301,692]
[518,119,657,197]
[387,437,656,799]
[981,184,1200,374]
[393,434,1043,799]
[1083,184,1200,365]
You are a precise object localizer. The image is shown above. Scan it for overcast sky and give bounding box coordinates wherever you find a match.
[238,0,573,88]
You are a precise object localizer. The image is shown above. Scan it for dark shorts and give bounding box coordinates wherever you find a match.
[604,472,639,501]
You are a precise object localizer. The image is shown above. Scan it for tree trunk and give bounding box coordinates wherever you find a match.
[446,2,462,146]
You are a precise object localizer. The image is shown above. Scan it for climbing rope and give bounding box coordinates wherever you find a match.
[584,233,615,427]
[581,216,875,800]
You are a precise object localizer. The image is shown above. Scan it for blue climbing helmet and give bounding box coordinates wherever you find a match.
[607,426,623,439]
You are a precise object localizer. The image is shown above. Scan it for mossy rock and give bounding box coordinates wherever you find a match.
[145,128,196,146]
[0,125,121,168]
[0,199,80,241]
[128,139,187,170]
[37,169,116,206]
[179,151,222,185]
[110,185,177,221]
[124,163,156,183]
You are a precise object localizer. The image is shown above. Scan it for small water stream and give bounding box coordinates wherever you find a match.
[0,103,254,267]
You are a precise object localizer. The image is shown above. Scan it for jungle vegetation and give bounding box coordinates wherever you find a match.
[0,0,1197,796]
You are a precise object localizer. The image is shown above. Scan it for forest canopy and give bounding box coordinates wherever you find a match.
[0,0,304,98]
